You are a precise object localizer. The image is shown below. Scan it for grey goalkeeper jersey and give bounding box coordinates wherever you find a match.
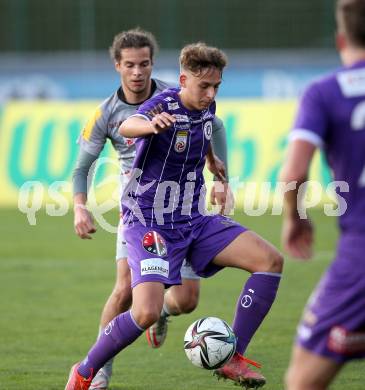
[73,78,228,194]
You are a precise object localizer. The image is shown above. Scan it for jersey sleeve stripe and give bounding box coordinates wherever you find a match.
[289,129,324,148]
[82,107,102,141]
[130,114,151,121]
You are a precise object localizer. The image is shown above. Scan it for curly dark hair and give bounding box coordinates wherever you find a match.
[109,28,158,63]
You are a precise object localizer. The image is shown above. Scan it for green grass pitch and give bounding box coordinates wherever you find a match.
[0,208,363,389]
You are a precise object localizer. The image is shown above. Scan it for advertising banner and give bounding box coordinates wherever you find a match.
[0,100,332,214]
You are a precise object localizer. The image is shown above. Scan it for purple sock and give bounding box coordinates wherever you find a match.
[78,310,143,379]
[232,272,281,355]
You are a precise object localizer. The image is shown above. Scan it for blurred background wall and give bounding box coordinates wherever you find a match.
[0,0,338,208]
[0,0,339,100]
[1,0,335,51]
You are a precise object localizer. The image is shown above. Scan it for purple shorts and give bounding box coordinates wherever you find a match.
[124,215,246,288]
[297,233,365,363]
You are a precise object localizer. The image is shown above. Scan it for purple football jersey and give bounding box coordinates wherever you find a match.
[122,88,215,228]
[291,60,365,233]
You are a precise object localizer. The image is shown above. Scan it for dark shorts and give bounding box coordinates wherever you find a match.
[296,234,365,363]
[124,215,246,288]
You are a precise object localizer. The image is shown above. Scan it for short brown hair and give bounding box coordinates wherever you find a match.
[179,42,227,76]
[336,0,365,47]
[109,28,158,63]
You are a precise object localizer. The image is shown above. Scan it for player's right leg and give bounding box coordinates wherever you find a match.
[66,224,187,389]
[146,261,200,348]
[65,282,164,390]
[90,223,132,390]
[285,345,342,390]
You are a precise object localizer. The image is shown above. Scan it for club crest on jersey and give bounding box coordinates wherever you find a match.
[174,130,188,153]
[124,137,135,147]
[168,102,179,110]
[204,120,213,140]
[142,231,168,257]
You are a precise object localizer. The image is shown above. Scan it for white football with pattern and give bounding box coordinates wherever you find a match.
[184,316,237,370]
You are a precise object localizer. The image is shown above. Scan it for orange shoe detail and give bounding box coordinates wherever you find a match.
[214,353,266,388]
[65,362,93,390]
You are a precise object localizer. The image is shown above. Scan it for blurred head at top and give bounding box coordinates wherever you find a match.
[336,0,365,64]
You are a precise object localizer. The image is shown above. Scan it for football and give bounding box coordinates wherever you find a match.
[183,317,237,370]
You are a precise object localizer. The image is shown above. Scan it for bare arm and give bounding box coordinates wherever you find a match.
[279,139,317,259]
[206,144,235,215]
[119,113,176,138]
[72,149,98,239]
[206,144,226,182]
[73,193,96,239]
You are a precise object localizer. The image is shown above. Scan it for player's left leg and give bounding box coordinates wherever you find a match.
[213,231,282,388]
[212,230,283,354]
[146,261,200,348]
[189,216,282,387]
[285,345,342,390]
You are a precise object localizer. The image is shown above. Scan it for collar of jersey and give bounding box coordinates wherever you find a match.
[117,79,157,106]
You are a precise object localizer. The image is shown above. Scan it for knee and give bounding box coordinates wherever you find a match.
[262,248,284,274]
[178,288,199,314]
[133,306,161,329]
[181,298,198,314]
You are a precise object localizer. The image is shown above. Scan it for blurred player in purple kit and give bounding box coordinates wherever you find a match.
[66,42,283,390]
[280,1,365,388]
[72,29,231,389]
